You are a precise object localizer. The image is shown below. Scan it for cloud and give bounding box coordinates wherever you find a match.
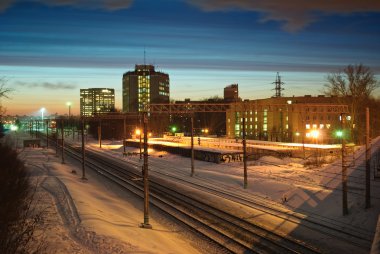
[1,0,133,12]
[14,81,77,90]
[187,0,380,32]
[0,0,14,12]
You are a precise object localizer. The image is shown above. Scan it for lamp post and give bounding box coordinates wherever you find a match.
[135,128,142,159]
[66,102,72,118]
[40,107,45,131]
[310,130,319,166]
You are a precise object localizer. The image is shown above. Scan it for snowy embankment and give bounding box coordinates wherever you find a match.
[16,133,203,254]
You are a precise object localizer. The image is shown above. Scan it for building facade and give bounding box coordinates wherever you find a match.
[122,65,169,113]
[226,96,349,143]
[80,88,115,117]
[224,84,240,102]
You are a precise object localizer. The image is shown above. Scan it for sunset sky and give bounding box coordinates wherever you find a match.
[1,0,380,116]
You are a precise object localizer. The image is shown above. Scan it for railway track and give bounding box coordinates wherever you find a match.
[85,145,374,249]
[39,133,372,253]
[56,140,322,254]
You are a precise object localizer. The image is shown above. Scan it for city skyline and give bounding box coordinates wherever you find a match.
[1,0,380,115]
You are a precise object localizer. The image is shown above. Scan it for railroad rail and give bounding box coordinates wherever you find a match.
[60,142,321,254]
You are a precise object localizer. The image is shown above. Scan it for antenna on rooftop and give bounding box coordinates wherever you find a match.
[272,72,285,97]
[144,46,146,65]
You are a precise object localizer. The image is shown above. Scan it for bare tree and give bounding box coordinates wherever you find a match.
[324,64,380,143]
[0,77,12,99]
[0,77,13,116]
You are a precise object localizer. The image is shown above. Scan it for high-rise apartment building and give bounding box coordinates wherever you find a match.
[80,88,115,116]
[122,64,169,112]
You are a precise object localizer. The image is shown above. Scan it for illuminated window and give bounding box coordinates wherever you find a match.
[312,124,317,129]
[320,124,324,129]
[306,124,310,129]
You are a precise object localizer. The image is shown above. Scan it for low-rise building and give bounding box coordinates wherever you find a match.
[226,95,349,143]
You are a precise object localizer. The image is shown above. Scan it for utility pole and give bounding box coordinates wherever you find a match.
[139,114,142,160]
[365,107,371,208]
[55,119,58,157]
[61,119,65,164]
[98,119,102,148]
[272,72,285,98]
[140,112,152,229]
[46,119,49,148]
[191,115,194,177]
[36,120,39,138]
[341,113,348,215]
[123,117,126,153]
[81,118,86,179]
[243,115,248,189]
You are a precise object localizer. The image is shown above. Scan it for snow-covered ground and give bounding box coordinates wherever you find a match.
[9,131,380,253]
[12,133,204,254]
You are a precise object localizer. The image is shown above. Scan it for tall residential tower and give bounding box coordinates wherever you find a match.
[122,64,169,113]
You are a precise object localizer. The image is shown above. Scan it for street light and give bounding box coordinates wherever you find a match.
[40,108,45,131]
[309,130,320,166]
[310,130,319,139]
[40,107,45,121]
[336,130,343,138]
[66,102,72,118]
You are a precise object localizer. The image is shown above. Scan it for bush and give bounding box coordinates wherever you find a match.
[0,145,44,253]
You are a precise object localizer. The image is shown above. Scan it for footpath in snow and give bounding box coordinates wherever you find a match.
[13,132,204,254]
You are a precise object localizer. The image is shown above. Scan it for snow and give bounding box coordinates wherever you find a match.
[17,134,202,254]
[12,131,380,253]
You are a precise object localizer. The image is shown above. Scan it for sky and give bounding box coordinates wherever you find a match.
[0,0,380,116]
